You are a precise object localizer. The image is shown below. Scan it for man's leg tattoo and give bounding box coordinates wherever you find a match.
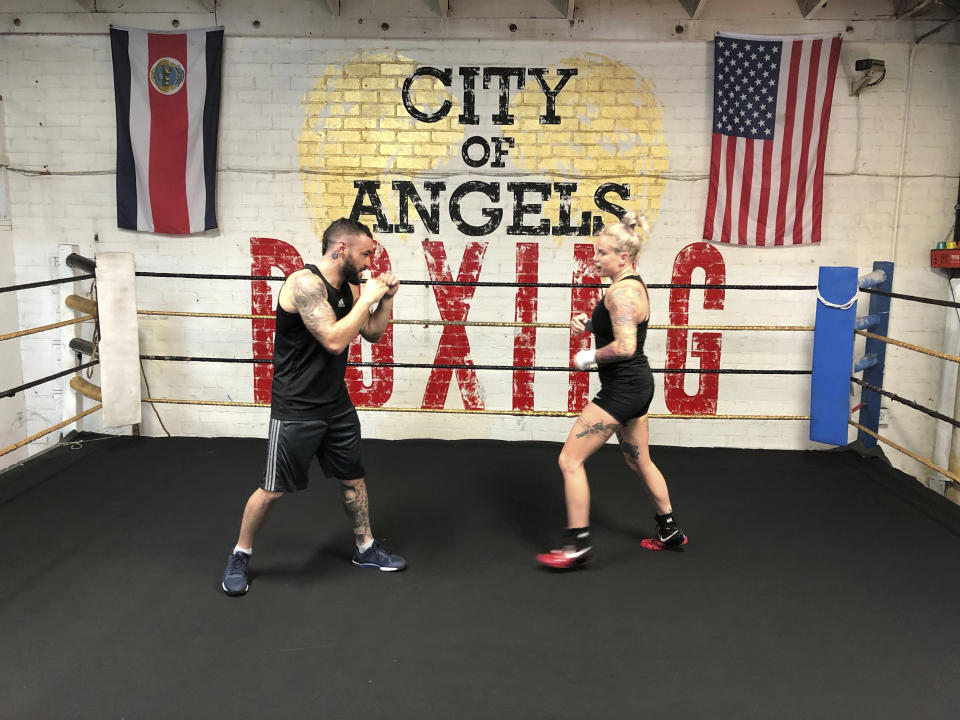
[342,481,371,545]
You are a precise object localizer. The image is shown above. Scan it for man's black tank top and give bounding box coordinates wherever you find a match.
[590,275,651,387]
[270,264,354,420]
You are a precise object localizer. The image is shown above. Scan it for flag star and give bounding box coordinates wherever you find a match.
[764,127,772,135]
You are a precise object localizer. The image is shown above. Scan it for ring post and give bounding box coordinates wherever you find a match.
[810,266,858,445]
[856,261,894,447]
[95,253,142,428]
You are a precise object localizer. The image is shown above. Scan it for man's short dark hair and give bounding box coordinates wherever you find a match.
[322,218,373,253]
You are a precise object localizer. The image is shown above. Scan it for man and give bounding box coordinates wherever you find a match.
[221,218,405,596]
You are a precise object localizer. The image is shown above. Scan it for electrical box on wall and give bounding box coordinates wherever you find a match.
[931,250,960,268]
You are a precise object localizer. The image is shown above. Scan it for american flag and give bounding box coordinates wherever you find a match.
[703,32,842,246]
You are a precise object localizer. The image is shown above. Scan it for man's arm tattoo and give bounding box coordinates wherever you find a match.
[292,274,336,339]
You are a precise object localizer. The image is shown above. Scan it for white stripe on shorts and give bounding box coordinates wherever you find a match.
[264,417,280,491]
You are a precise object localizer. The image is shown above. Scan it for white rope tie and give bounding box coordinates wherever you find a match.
[817,289,857,310]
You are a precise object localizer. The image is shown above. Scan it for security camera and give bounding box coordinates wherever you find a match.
[855,59,884,72]
[851,58,886,96]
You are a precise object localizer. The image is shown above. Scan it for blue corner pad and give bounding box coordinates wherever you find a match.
[810,266,858,446]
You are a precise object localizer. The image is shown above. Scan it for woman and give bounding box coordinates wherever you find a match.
[536,211,687,570]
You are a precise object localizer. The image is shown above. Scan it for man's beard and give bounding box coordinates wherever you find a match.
[343,257,362,285]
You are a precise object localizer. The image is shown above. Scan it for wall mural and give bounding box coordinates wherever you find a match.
[251,51,724,415]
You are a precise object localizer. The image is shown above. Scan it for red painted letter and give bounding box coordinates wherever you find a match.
[664,243,725,415]
[346,242,394,407]
[250,237,304,404]
[568,243,602,413]
[513,242,538,411]
[421,240,488,410]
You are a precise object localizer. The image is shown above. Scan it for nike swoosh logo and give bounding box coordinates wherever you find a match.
[658,528,679,543]
[564,546,592,559]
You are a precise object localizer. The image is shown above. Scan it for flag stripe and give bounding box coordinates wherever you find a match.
[110,29,138,231]
[775,40,802,246]
[202,30,224,231]
[812,37,842,245]
[185,31,207,234]
[738,138,754,245]
[148,32,190,233]
[755,138,773,246]
[702,132,722,240]
[721,134,736,243]
[128,29,154,232]
[793,38,821,245]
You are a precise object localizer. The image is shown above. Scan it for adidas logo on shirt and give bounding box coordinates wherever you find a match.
[337,299,345,307]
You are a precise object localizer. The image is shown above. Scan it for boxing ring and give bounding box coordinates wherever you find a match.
[2,255,960,717]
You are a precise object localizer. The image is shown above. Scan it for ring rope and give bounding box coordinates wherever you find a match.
[861,287,960,310]
[850,377,960,430]
[137,355,811,375]
[0,360,100,400]
[0,273,96,295]
[849,420,960,487]
[0,315,95,342]
[139,397,806,420]
[134,272,816,292]
[135,309,813,332]
[855,329,960,364]
[0,404,103,459]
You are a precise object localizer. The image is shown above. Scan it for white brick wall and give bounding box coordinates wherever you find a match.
[1,20,958,494]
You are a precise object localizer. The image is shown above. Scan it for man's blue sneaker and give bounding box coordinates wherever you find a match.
[352,540,407,571]
[221,551,250,595]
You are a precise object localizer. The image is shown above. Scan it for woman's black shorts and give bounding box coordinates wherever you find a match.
[592,366,655,425]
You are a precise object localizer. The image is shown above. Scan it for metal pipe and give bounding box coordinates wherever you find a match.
[855,314,882,331]
[854,354,878,373]
[65,253,96,273]
[68,338,95,356]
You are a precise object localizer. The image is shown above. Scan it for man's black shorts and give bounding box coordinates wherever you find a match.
[261,408,365,492]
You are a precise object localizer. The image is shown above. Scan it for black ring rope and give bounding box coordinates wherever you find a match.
[133,272,814,291]
[0,274,96,295]
[851,376,960,430]
[861,287,960,309]
[0,360,99,399]
[138,355,809,375]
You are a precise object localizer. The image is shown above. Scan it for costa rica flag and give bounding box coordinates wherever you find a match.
[110,26,224,234]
